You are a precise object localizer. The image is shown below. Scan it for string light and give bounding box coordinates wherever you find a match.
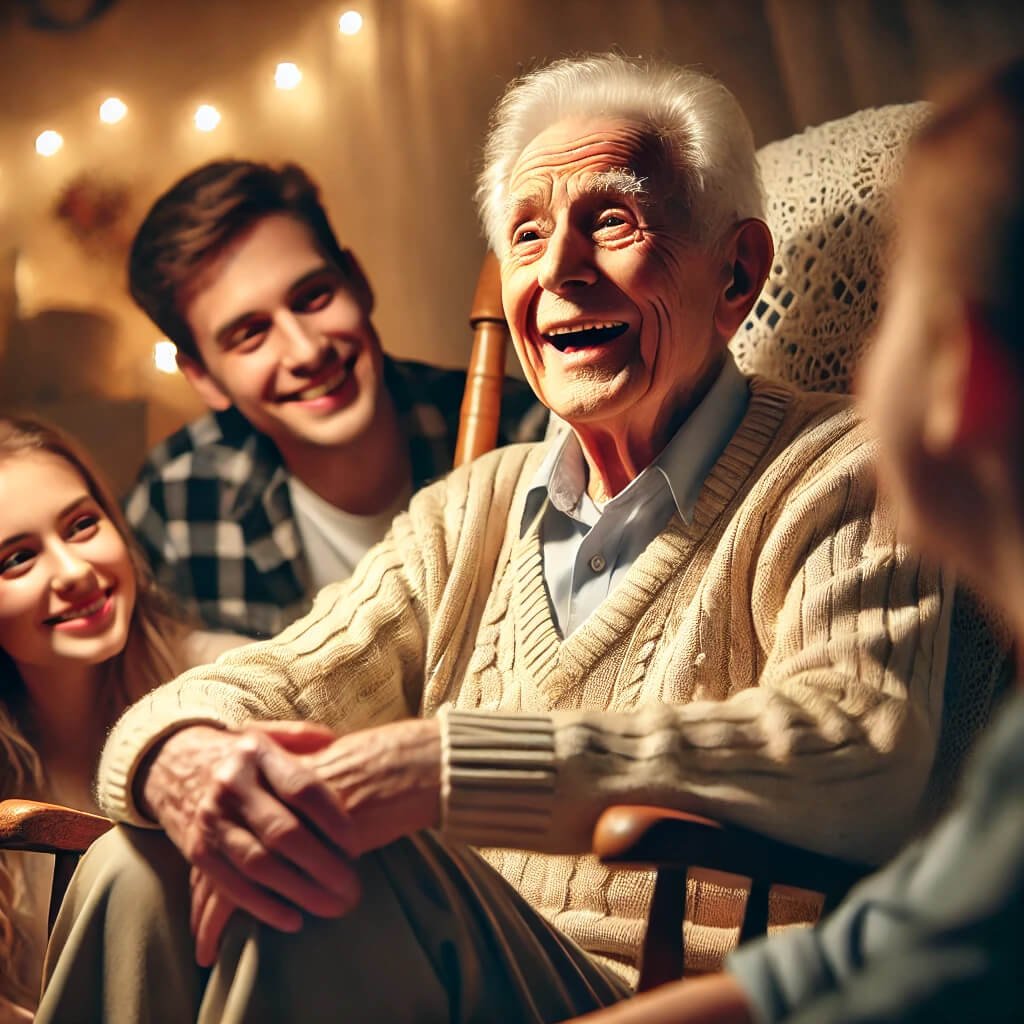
[153,339,179,374]
[35,130,63,157]
[338,10,363,34]
[99,97,128,124]
[193,104,221,132]
[274,62,302,90]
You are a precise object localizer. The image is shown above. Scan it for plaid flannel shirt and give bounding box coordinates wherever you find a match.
[125,357,545,637]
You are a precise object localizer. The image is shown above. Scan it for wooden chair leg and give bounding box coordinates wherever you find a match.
[821,885,846,916]
[737,877,771,945]
[48,850,81,934]
[637,868,687,992]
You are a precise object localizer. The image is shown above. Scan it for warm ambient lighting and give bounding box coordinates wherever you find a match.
[274,62,302,90]
[154,339,179,374]
[35,130,63,157]
[338,10,363,34]
[194,104,221,132]
[99,96,128,124]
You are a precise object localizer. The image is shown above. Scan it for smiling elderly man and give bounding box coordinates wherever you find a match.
[38,54,950,1024]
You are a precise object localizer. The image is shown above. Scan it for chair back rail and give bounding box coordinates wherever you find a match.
[455,250,509,467]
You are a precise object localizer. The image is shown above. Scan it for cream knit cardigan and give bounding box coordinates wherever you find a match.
[99,378,950,980]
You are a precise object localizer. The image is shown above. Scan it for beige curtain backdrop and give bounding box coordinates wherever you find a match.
[1,0,1022,488]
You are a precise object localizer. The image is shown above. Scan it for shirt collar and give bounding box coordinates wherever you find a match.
[656,351,749,520]
[521,351,749,532]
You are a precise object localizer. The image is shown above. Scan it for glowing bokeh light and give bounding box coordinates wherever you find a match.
[35,130,63,157]
[274,62,303,90]
[99,97,128,124]
[338,10,363,34]
[194,104,221,132]
[154,339,179,374]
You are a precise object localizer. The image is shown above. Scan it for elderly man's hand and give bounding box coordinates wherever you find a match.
[141,720,361,935]
[300,716,443,857]
[186,718,442,965]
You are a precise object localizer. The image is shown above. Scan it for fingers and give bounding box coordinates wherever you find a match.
[248,719,338,754]
[179,734,361,926]
[254,736,361,857]
[195,893,234,968]
[190,868,239,968]
[215,809,359,916]
[230,736,360,886]
[190,833,305,934]
[152,724,365,929]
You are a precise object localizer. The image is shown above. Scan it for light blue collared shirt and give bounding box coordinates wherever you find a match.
[521,353,750,637]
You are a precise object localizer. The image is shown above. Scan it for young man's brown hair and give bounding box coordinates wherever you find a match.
[128,161,353,361]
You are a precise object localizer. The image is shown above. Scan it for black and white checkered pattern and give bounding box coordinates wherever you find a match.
[125,357,543,637]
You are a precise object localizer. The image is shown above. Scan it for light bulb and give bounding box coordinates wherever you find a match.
[35,130,63,157]
[194,104,221,132]
[153,339,179,374]
[99,97,128,124]
[275,62,302,90]
[338,10,363,34]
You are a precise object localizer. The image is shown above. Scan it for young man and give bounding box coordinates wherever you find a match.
[572,54,1024,1024]
[125,160,543,637]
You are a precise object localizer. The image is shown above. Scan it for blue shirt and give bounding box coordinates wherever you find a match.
[521,353,750,637]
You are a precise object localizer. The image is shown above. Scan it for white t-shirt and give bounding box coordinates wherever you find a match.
[288,476,412,594]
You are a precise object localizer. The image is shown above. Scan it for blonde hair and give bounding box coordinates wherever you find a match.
[477,52,764,256]
[0,416,187,1010]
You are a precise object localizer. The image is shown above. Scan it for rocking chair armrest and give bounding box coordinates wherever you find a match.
[594,805,875,990]
[0,798,113,854]
[593,805,872,896]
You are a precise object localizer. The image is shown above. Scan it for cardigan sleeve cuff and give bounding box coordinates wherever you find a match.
[95,706,240,826]
[439,708,559,846]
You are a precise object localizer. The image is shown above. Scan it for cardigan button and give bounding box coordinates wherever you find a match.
[588,554,607,573]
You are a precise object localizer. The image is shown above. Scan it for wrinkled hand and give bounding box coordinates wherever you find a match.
[300,716,443,857]
[142,719,360,936]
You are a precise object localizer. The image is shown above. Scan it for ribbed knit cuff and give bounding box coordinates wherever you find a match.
[440,708,558,847]
[96,708,237,826]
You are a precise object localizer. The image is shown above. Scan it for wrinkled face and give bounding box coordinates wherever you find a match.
[499,117,729,440]
[182,214,385,458]
[0,452,136,682]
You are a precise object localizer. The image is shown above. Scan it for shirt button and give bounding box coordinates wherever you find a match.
[589,554,606,573]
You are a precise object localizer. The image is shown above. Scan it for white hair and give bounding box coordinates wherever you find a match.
[477,53,765,255]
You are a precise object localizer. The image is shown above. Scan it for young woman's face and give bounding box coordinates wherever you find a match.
[0,451,136,682]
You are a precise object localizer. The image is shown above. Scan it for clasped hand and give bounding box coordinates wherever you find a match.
[140,716,442,965]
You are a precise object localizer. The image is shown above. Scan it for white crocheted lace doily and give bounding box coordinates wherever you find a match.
[731,102,932,394]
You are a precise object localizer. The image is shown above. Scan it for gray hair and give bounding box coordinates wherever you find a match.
[477,53,765,255]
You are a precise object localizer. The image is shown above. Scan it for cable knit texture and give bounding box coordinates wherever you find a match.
[97,377,950,981]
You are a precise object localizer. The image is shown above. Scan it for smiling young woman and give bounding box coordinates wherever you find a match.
[0,417,196,1020]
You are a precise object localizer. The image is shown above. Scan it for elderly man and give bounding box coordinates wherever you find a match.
[38,54,949,1023]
